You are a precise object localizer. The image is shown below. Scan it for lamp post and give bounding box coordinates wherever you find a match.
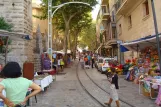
[47,0,91,71]
[151,0,161,74]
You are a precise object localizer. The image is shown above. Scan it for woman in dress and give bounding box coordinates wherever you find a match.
[0,62,41,107]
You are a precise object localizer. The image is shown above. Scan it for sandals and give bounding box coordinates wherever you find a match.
[104,103,111,107]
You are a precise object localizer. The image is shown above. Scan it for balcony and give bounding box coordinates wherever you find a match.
[115,0,143,15]
[101,5,110,20]
[101,0,109,5]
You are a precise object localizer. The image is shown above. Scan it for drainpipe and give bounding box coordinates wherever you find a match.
[151,0,161,74]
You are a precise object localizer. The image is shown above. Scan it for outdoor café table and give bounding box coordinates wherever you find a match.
[33,75,53,91]
[139,79,160,99]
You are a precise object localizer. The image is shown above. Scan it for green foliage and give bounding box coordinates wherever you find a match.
[34,0,97,30]
[78,22,96,51]
[0,17,13,31]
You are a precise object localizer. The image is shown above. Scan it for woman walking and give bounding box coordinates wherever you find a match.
[105,67,120,107]
[0,62,41,107]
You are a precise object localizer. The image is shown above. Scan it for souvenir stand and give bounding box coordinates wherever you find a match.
[33,53,54,91]
[120,35,161,105]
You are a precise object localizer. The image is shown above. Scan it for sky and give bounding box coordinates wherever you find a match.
[92,0,101,21]
[33,0,101,20]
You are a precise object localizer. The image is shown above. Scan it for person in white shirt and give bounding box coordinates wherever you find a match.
[80,57,84,69]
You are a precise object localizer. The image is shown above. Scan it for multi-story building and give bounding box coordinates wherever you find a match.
[115,0,161,61]
[0,0,34,66]
[96,0,118,57]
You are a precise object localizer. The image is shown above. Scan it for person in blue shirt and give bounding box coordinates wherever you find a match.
[87,54,91,66]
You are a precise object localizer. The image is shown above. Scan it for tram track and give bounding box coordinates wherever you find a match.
[84,68,136,107]
[76,62,136,107]
[76,63,107,107]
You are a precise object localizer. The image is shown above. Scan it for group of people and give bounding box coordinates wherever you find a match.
[79,53,120,107]
[79,54,95,69]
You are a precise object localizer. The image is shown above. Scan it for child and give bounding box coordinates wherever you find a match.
[105,67,120,107]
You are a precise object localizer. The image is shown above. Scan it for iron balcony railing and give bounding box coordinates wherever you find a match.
[115,0,125,12]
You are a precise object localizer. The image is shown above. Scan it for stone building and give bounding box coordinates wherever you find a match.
[0,0,34,67]
[0,0,32,35]
[115,0,161,61]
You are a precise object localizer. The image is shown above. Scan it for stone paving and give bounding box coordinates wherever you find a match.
[31,62,100,107]
[31,61,159,107]
[85,68,158,107]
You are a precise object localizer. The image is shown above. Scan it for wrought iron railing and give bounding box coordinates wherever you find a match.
[115,0,125,12]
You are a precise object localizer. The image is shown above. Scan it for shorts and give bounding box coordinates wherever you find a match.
[110,84,119,101]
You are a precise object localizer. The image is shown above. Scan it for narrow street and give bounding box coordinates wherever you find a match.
[31,61,156,107]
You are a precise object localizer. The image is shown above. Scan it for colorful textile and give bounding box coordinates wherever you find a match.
[155,86,161,105]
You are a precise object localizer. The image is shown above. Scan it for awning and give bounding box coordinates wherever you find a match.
[105,39,117,46]
[120,33,161,52]
[95,44,102,53]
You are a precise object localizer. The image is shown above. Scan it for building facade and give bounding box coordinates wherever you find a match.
[32,0,48,35]
[115,0,161,61]
[96,0,161,62]
[96,0,118,57]
[0,0,35,66]
[0,0,32,35]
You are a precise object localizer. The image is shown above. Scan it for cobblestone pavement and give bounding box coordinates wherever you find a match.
[32,62,100,107]
[31,61,158,107]
[85,67,157,107]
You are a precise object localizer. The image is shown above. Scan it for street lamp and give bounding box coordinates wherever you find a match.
[47,0,91,71]
[151,0,161,74]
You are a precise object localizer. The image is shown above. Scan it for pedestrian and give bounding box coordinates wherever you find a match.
[91,56,95,68]
[0,62,41,107]
[80,57,84,69]
[57,57,61,72]
[87,54,91,66]
[114,55,117,61]
[104,67,120,107]
[60,56,64,71]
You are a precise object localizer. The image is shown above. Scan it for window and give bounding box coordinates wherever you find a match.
[119,24,122,35]
[112,11,115,22]
[102,5,107,14]
[143,0,149,16]
[128,15,132,28]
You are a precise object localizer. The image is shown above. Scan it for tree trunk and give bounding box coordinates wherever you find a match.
[63,22,69,66]
[62,11,78,66]
[73,31,79,59]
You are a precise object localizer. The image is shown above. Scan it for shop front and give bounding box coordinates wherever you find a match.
[120,34,161,105]
[104,39,118,58]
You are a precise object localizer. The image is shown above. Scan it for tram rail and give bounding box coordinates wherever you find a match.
[76,62,136,107]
